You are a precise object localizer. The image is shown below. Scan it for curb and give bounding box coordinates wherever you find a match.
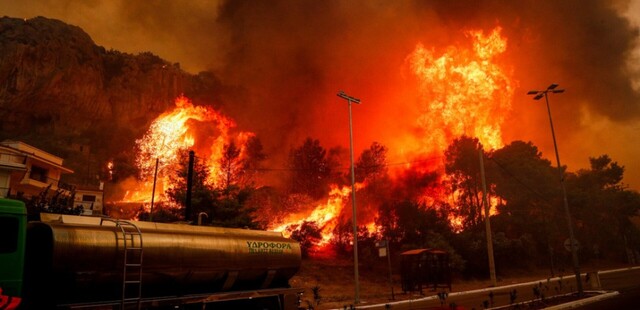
[334,266,637,310]
[543,291,620,310]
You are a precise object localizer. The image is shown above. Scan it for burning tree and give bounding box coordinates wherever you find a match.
[218,141,242,194]
[108,95,261,224]
[96,20,640,272]
[289,221,323,258]
[354,141,388,183]
[444,136,485,230]
[218,136,267,194]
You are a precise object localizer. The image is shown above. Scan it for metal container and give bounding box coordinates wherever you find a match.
[24,215,301,305]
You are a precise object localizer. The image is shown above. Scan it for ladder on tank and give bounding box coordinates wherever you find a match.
[101,218,144,310]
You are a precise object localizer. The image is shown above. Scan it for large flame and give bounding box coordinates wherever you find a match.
[268,27,513,248]
[407,27,514,154]
[272,183,367,246]
[120,96,251,206]
[112,26,513,249]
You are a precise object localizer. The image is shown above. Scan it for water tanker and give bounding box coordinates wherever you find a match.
[0,198,303,309]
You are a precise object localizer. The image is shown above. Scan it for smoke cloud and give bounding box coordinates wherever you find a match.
[2,0,640,187]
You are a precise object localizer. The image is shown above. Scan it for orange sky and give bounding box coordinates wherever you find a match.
[3,1,640,189]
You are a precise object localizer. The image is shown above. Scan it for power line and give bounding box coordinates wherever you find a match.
[251,155,444,172]
[160,149,444,173]
[487,156,554,205]
[142,151,559,204]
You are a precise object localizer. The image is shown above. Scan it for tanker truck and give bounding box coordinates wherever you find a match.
[0,198,303,309]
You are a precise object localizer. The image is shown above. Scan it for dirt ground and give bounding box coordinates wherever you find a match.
[289,256,629,310]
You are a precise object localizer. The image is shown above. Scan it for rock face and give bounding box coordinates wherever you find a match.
[0,16,223,178]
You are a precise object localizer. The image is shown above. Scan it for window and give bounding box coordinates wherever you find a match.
[82,195,96,202]
[29,165,48,183]
[0,216,18,253]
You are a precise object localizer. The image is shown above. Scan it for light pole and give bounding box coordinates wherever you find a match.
[337,90,361,304]
[527,83,583,296]
[149,157,160,222]
[149,136,167,222]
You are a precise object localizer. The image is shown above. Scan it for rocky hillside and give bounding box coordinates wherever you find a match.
[0,16,226,183]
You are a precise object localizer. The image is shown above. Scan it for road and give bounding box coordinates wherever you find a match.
[575,286,640,309]
[349,266,640,310]
[575,267,640,309]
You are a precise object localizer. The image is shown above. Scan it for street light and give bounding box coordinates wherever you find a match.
[527,83,583,296]
[337,90,361,304]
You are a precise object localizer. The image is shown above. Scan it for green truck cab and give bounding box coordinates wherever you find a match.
[0,198,26,308]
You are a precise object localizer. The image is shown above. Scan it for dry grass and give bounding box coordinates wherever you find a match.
[290,257,398,309]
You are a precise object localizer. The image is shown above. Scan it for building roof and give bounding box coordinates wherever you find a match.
[0,140,73,174]
[400,248,447,256]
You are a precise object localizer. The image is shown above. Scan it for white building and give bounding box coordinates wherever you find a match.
[74,184,105,215]
[0,143,27,197]
[0,140,75,198]
[0,140,103,214]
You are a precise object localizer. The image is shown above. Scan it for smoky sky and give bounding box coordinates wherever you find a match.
[3,0,640,186]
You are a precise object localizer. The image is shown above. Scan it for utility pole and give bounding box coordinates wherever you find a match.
[337,90,361,304]
[149,136,167,222]
[185,150,195,222]
[149,157,159,222]
[479,145,497,287]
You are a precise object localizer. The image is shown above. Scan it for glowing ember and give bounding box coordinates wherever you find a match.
[106,161,114,180]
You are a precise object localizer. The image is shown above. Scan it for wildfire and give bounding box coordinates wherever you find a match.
[120,95,251,205]
[272,183,366,246]
[407,26,514,154]
[110,26,514,251]
[268,27,513,248]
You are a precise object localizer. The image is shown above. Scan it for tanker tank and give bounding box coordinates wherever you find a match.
[23,214,301,307]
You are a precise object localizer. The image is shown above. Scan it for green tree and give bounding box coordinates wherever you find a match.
[489,141,561,240]
[488,141,573,271]
[570,155,640,261]
[166,149,259,228]
[166,150,217,222]
[376,199,452,246]
[210,188,259,229]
